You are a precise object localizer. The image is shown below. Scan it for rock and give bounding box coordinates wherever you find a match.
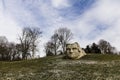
[66,42,86,59]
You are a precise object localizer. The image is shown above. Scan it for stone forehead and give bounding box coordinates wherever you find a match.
[66,42,80,47]
[67,44,77,47]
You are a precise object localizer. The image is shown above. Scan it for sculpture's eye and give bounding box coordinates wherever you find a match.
[66,48,70,51]
[73,48,77,50]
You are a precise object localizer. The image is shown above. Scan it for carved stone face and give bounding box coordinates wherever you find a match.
[66,42,86,59]
[66,43,80,59]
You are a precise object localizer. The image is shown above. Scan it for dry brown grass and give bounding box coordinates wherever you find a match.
[0,54,120,80]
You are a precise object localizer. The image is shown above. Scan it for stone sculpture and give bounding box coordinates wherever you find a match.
[66,42,86,59]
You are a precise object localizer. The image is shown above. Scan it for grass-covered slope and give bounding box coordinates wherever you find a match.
[0,54,120,80]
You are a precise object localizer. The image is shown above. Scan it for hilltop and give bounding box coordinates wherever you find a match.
[0,54,120,80]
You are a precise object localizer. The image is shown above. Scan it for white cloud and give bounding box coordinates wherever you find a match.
[89,0,120,24]
[74,0,120,51]
[0,8,21,43]
[54,0,120,52]
[51,0,70,9]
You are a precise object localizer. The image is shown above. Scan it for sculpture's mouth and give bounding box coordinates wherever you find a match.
[68,53,78,58]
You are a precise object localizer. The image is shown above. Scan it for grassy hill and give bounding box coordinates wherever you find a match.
[0,54,120,80]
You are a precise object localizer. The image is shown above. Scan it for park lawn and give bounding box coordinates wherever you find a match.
[0,54,120,80]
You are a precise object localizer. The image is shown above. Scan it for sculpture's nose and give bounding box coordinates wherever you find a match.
[70,49,73,53]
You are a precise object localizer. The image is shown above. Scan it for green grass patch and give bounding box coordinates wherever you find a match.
[0,54,120,80]
[81,54,120,61]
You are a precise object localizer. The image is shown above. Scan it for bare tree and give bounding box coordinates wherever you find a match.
[45,41,54,56]
[8,42,21,61]
[45,33,60,56]
[45,27,73,56]
[0,36,9,60]
[55,27,73,54]
[18,27,42,59]
[51,33,60,55]
[98,39,113,54]
[7,42,15,60]
[28,27,42,58]
[15,43,22,60]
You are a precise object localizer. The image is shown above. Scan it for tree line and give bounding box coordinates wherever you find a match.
[0,27,42,61]
[0,27,119,61]
[84,39,118,54]
[45,28,118,56]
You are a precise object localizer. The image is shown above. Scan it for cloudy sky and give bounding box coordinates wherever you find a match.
[0,0,120,56]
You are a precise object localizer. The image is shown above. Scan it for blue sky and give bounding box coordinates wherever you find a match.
[0,0,120,56]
